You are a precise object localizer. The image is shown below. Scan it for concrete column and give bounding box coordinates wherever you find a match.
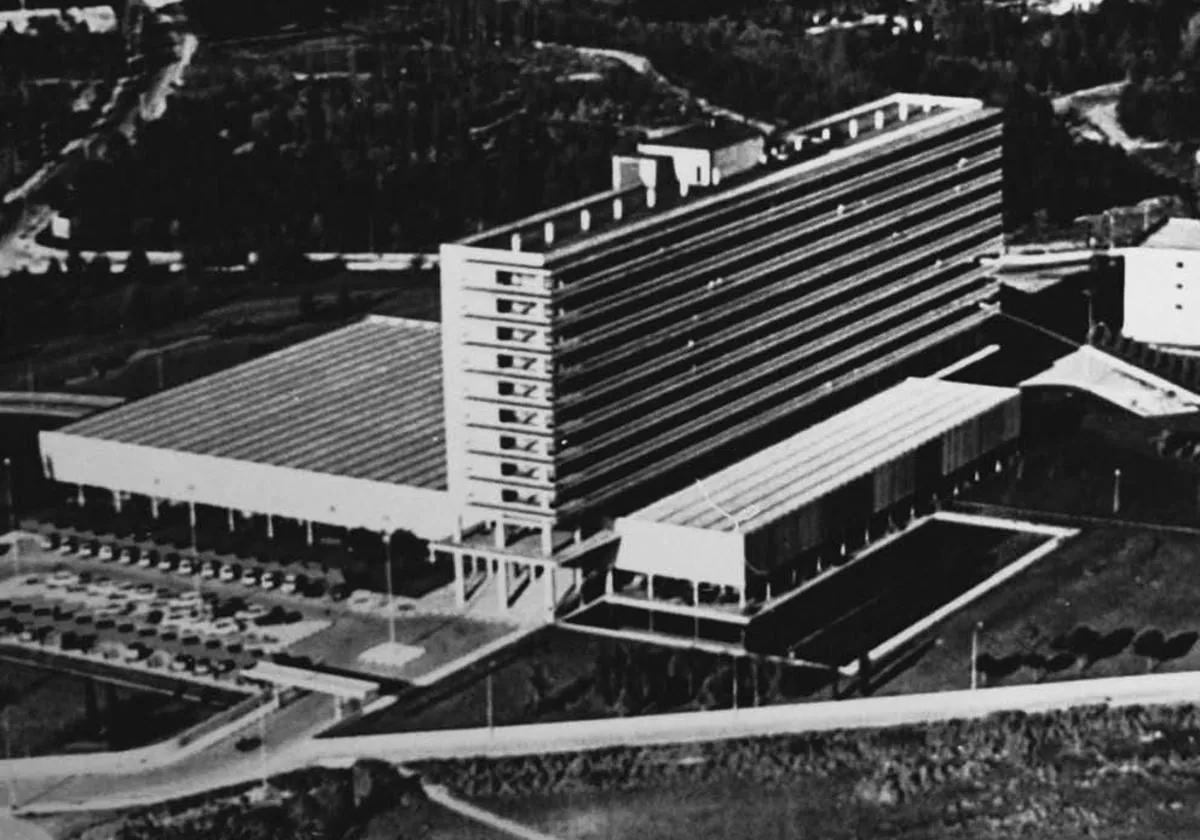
[305,520,313,545]
[496,560,509,611]
[76,485,85,507]
[605,568,614,595]
[151,497,159,519]
[227,508,235,531]
[647,575,655,602]
[573,568,582,596]
[453,516,463,543]
[266,514,274,539]
[540,524,553,557]
[453,552,467,607]
[765,580,772,601]
[691,580,698,606]
[492,520,505,550]
[738,587,746,609]
[112,491,122,513]
[573,527,583,544]
[542,565,555,615]
[333,696,342,721]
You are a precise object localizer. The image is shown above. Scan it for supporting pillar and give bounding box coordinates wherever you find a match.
[305,520,313,546]
[542,564,555,616]
[765,580,772,601]
[647,574,655,602]
[151,497,160,519]
[453,516,464,543]
[112,491,122,513]
[76,485,85,507]
[691,580,698,607]
[496,560,509,612]
[540,524,553,557]
[266,514,274,539]
[453,552,467,608]
[493,520,505,550]
[738,587,746,610]
[573,527,583,545]
[227,508,236,532]
[605,568,614,595]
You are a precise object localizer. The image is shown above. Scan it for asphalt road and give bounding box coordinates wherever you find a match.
[6,690,336,812]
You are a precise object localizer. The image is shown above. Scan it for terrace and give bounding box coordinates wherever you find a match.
[456,94,983,257]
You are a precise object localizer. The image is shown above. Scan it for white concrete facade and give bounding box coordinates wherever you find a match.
[1123,247,1200,347]
[38,433,460,541]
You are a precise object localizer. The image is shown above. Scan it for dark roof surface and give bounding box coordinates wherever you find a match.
[60,316,447,490]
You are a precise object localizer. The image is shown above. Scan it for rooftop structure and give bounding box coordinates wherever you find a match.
[458,93,979,255]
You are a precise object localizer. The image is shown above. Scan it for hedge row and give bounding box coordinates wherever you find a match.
[415,703,1200,803]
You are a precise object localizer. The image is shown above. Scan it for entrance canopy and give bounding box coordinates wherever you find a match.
[243,661,380,702]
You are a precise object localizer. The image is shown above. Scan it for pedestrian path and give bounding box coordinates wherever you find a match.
[426,784,561,840]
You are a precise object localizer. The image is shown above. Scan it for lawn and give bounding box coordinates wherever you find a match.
[329,626,833,737]
[878,525,1200,696]
[287,611,517,684]
[0,658,220,756]
[748,519,1050,666]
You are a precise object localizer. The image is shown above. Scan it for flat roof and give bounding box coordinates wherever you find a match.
[457,93,986,255]
[629,377,1019,533]
[1137,217,1200,251]
[59,315,447,490]
[244,661,380,700]
[640,121,762,151]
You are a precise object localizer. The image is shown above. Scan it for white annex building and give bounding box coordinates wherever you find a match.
[1122,217,1200,349]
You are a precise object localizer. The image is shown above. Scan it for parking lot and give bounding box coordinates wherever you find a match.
[2,529,521,684]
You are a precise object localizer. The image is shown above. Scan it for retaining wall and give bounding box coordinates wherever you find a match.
[303,670,1200,764]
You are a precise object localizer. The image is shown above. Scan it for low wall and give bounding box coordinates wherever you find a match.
[305,670,1200,764]
[176,690,275,749]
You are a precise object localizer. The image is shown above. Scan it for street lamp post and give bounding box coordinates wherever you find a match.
[258,691,269,790]
[1082,289,1094,341]
[382,532,396,646]
[970,622,984,691]
[3,707,15,808]
[2,457,13,533]
[1113,468,1122,515]
[188,496,200,596]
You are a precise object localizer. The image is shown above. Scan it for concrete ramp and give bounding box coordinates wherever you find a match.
[1022,346,1200,417]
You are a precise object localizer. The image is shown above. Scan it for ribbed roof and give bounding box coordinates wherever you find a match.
[630,377,1018,533]
[60,316,447,490]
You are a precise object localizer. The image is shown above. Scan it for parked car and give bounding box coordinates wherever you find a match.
[118,547,138,565]
[172,590,204,608]
[219,564,240,583]
[201,561,220,579]
[328,584,349,602]
[46,569,78,589]
[137,551,155,569]
[193,658,214,677]
[158,553,180,572]
[177,558,196,576]
[57,538,76,556]
[260,571,281,590]
[97,544,115,562]
[209,618,241,637]
[235,604,268,623]
[280,573,300,595]
[170,654,193,672]
[240,568,261,587]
